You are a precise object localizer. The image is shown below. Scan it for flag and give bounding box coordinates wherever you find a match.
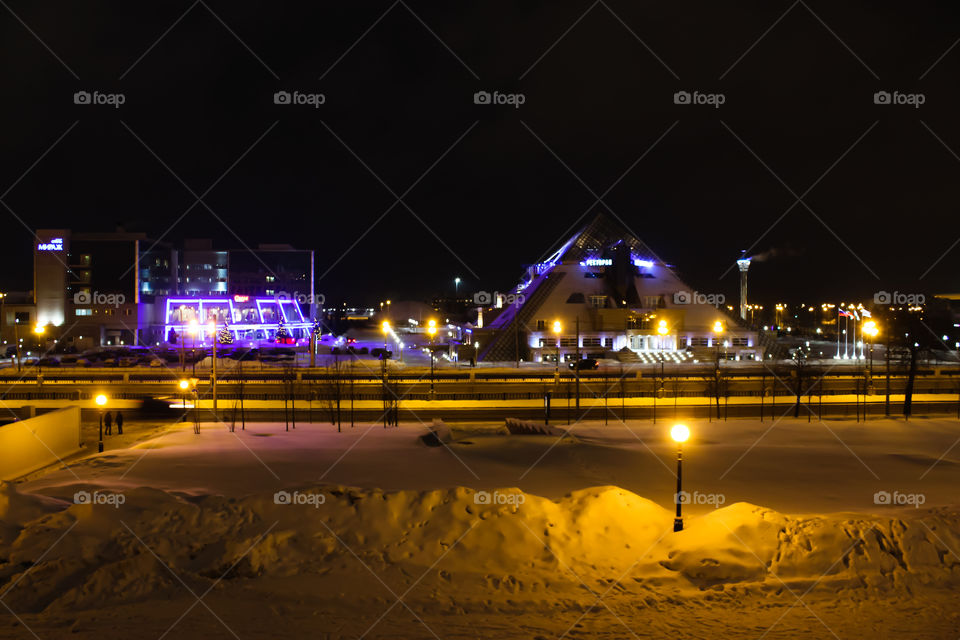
[838,310,851,317]
[861,309,872,318]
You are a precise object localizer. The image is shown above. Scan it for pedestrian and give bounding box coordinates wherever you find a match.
[115,410,123,435]
[103,411,112,435]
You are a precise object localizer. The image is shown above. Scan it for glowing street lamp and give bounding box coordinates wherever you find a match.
[95,393,108,453]
[671,423,690,532]
[427,319,437,395]
[381,320,391,350]
[552,320,564,372]
[454,277,461,294]
[863,320,879,378]
[33,325,45,336]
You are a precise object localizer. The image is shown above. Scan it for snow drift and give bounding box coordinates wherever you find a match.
[0,481,958,614]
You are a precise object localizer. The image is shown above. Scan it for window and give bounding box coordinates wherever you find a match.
[266,275,276,283]
[560,337,577,347]
[566,293,585,303]
[642,296,662,309]
[690,337,710,347]
[75,308,92,316]
[583,337,601,347]
[603,337,612,348]
[536,320,546,331]
[732,337,750,346]
[588,295,606,308]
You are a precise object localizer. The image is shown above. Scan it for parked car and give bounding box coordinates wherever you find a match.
[568,358,600,371]
[370,348,393,359]
[36,357,60,367]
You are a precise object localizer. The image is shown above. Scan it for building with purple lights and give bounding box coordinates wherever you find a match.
[27,229,316,348]
[474,214,763,364]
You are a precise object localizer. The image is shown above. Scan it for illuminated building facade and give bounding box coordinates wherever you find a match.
[475,214,763,364]
[30,229,316,347]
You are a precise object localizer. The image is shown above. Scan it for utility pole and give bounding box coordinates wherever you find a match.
[575,316,580,414]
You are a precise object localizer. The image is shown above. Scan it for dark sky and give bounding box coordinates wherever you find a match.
[2,1,959,306]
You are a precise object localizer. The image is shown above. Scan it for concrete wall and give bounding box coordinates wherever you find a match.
[0,406,81,481]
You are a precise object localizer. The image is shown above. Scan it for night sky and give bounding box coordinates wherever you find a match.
[2,1,959,306]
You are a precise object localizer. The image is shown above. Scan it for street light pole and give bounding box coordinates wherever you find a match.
[671,423,689,532]
[427,319,437,397]
[95,394,107,453]
[208,321,217,419]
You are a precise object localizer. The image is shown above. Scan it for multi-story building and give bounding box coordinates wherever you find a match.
[28,230,317,348]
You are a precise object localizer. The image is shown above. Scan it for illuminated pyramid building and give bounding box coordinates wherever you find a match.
[475,213,763,364]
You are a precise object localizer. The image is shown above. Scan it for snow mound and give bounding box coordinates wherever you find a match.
[1,483,960,613]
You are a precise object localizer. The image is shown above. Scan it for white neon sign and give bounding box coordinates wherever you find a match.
[37,237,64,251]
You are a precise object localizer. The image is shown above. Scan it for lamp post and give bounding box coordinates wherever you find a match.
[381,320,391,426]
[14,318,21,373]
[427,319,437,396]
[178,379,189,422]
[657,319,668,397]
[671,423,689,532]
[454,277,461,295]
[552,320,562,376]
[33,324,45,375]
[207,320,217,419]
[95,394,108,452]
[863,320,879,405]
[187,319,199,375]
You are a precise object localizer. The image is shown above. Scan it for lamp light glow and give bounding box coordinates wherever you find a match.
[95,394,107,406]
[671,423,690,443]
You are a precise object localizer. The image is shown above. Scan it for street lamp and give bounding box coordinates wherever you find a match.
[671,423,690,532]
[427,319,437,396]
[381,320,391,350]
[552,320,562,374]
[206,320,218,418]
[454,277,461,295]
[178,379,189,421]
[863,319,879,382]
[187,319,199,375]
[95,393,108,452]
[657,319,668,396]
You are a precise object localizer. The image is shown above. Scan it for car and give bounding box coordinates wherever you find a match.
[370,348,392,359]
[36,357,60,367]
[568,358,600,371]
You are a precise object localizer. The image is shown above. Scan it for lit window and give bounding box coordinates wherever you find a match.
[75,309,92,316]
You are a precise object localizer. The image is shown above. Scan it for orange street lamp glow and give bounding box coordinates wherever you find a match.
[95,394,107,406]
[671,423,690,443]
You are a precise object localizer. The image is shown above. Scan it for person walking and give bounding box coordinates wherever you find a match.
[115,411,123,435]
[103,411,113,436]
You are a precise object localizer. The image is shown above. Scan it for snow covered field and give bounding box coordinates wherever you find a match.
[1,416,959,638]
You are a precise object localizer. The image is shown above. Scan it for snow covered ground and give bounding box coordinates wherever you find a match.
[1,416,959,638]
